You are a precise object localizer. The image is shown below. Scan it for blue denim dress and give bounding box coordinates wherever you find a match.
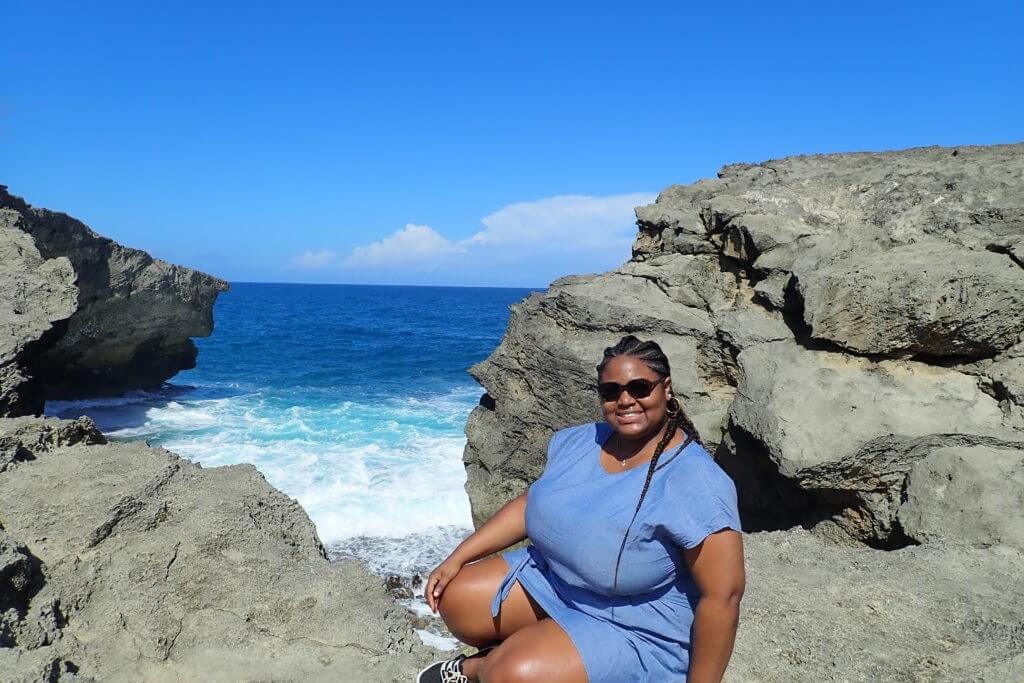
[490,422,742,682]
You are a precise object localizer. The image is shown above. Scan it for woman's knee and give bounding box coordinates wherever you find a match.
[437,573,498,646]
[478,649,534,683]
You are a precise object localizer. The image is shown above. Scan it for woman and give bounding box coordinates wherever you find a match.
[417,335,745,682]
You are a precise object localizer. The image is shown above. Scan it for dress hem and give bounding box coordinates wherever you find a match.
[492,549,594,683]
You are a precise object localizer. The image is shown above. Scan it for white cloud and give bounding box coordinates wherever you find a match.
[289,250,336,268]
[463,192,656,249]
[340,223,467,269]
[334,192,656,285]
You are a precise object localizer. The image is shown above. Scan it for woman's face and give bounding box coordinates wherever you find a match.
[598,355,672,442]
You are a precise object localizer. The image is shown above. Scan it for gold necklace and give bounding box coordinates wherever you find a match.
[610,421,669,467]
[610,431,648,467]
[614,433,630,467]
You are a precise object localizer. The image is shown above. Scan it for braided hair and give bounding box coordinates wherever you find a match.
[596,335,702,591]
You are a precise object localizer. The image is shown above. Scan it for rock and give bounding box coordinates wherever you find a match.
[987,235,1024,268]
[0,202,77,416]
[730,529,1024,681]
[0,187,229,412]
[727,339,1024,543]
[797,241,1024,357]
[384,574,413,600]
[0,530,42,616]
[987,356,1024,405]
[462,143,1024,678]
[0,416,105,472]
[898,445,1024,550]
[712,295,792,352]
[633,183,719,258]
[0,418,432,681]
[751,270,790,310]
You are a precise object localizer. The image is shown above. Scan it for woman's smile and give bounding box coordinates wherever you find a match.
[615,409,646,425]
[599,355,670,440]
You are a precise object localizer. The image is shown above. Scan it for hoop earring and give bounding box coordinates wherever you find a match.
[666,396,681,416]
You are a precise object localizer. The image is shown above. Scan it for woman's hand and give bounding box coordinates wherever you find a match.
[422,492,529,613]
[425,556,465,613]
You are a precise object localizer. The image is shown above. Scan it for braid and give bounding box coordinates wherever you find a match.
[674,405,702,446]
[599,334,702,592]
[634,411,685,514]
[610,411,687,591]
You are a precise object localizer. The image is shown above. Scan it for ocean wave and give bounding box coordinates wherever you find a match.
[48,383,480,567]
[328,525,472,577]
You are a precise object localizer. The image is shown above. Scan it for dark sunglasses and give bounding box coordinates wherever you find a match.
[596,377,665,402]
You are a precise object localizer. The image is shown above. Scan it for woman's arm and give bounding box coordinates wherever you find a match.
[449,491,529,564]
[424,491,529,612]
[683,529,745,683]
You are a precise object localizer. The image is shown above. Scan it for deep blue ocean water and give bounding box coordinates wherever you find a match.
[48,282,539,576]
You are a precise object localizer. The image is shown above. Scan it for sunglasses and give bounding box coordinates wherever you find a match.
[596,377,665,402]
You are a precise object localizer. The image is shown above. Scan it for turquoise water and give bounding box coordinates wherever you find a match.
[48,282,538,576]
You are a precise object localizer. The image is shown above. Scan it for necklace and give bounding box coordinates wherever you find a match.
[609,425,664,467]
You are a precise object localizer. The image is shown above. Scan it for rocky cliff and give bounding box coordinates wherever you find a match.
[0,417,430,681]
[0,191,433,681]
[463,143,1024,679]
[0,187,229,415]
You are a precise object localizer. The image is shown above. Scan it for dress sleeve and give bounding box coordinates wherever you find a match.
[668,454,743,550]
[537,426,572,479]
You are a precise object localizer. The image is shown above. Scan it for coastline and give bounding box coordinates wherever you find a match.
[4,142,1024,680]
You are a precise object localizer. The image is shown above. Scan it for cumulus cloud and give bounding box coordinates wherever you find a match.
[463,193,656,249]
[340,223,468,269]
[289,250,336,268]
[334,192,656,285]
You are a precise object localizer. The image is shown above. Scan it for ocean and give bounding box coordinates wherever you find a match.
[47,281,538,578]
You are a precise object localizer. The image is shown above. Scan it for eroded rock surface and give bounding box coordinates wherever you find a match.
[464,142,1024,544]
[797,242,1024,357]
[0,417,431,682]
[0,204,77,416]
[0,187,228,413]
[462,143,1024,680]
[898,445,1024,550]
[731,530,1024,681]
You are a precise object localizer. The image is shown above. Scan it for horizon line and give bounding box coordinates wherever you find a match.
[228,280,549,290]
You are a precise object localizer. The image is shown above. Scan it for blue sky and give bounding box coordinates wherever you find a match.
[4,1,1022,287]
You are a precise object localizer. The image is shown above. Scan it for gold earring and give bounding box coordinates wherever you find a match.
[666,395,680,416]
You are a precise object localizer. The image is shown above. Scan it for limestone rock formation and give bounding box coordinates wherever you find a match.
[462,143,1024,679]
[0,189,437,681]
[0,416,431,682]
[897,444,1024,549]
[464,143,1024,546]
[0,187,228,414]
[730,530,1024,681]
[0,207,77,416]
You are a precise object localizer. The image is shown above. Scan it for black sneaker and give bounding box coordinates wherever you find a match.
[416,647,494,683]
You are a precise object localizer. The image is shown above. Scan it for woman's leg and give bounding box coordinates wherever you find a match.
[437,556,547,648]
[471,618,588,683]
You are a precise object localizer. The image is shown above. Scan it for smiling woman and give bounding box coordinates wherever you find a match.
[417,335,745,683]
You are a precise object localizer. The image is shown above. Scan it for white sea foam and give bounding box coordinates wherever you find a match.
[49,384,479,576]
[415,629,459,651]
